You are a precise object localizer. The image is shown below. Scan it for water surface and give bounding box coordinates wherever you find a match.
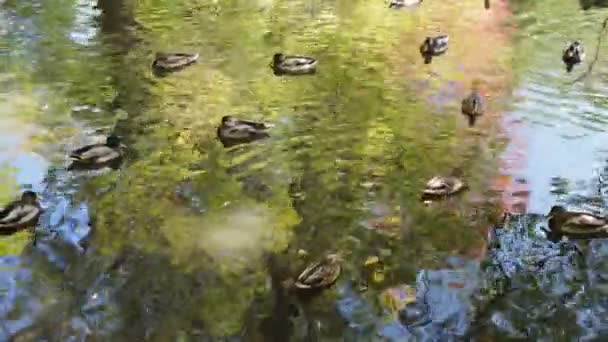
[1,0,608,340]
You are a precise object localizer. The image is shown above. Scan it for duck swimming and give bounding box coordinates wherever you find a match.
[217,116,272,147]
[271,53,317,76]
[461,88,485,126]
[562,41,585,72]
[545,205,608,241]
[0,191,42,234]
[152,52,199,74]
[421,176,467,201]
[389,0,422,9]
[295,254,342,290]
[419,35,449,64]
[68,135,125,170]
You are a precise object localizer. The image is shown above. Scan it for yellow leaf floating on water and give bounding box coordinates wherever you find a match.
[364,255,380,266]
[379,284,417,317]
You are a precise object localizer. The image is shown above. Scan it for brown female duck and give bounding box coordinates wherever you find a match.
[421,176,467,202]
[152,52,199,74]
[271,53,317,76]
[546,205,608,241]
[0,191,42,235]
[217,115,272,147]
[461,88,485,127]
[295,254,342,290]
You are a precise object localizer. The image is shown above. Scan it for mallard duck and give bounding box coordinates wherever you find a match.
[546,205,608,241]
[562,41,584,72]
[421,176,467,201]
[419,35,449,64]
[295,254,342,290]
[217,115,272,147]
[399,302,431,327]
[580,0,608,10]
[0,191,42,234]
[271,53,317,76]
[461,89,485,126]
[389,0,422,9]
[152,52,199,74]
[68,135,125,170]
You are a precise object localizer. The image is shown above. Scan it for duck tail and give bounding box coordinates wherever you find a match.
[467,115,476,127]
[0,224,26,236]
[69,153,82,161]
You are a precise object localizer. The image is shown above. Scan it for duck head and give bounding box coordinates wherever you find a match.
[547,205,568,228]
[273,53,285,65]
[221,115,237,126]
[21,191,38,204]
[548,205,567,217]
[325,253,343,263]
[106,135,121,148]
[155,52,168,59]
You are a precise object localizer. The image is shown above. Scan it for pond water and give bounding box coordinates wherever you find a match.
[1,0,608,340]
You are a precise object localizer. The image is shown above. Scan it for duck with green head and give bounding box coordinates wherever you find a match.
[562,41,585,72]
[271,53,317,76]
[0,191,42,235]
[419,35,449,64]
[152,52,199,74]
[545,205,608,241]
[68,135,125,170]
[217,116,273,148]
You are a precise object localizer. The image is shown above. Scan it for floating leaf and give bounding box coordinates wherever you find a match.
[379,284,417,317]
[364,255,380,266]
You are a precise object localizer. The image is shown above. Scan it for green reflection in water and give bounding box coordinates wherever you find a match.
[3,0,513,338]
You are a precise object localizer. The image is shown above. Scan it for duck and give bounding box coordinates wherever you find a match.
[217,115,273,147]
[295,254,342,290]
[0,191,42,234]
[461,89,485,126]
[419,35,449,64]
[545,205,608,241]
[421,176,467,201]
[68,135,125,170]
[580,0,608,10]
[562,41,584,72]
[271,53,317,76]
[389,0,422,9]
[152,52,199,74]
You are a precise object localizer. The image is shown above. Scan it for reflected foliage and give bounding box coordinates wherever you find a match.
[0,0,514,339]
